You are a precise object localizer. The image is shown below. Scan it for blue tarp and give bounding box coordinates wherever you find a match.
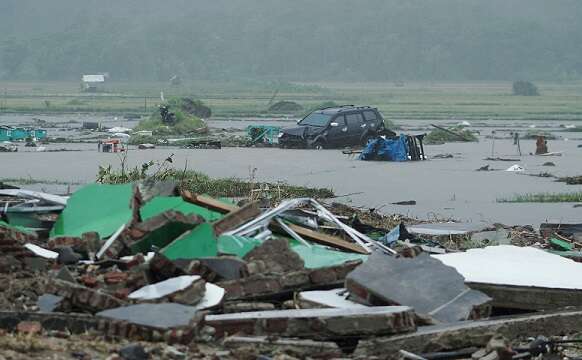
[359,135,408,161]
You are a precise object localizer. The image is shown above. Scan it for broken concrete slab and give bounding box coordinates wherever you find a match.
[345,252,491,323]
[205,306,416,339]
[219,260,361,301]
[222,302,276,313]
[128,275,206,305]
[197,257,247,280]
[0,311,98,334]
[354,308,582,359]
[433,246,582,309]
[298,288,367,309]
[223,336,343,358]
[37,294,63,313]
[97,303,201,330]
[194,283,225,310]
[45,278,127,313]
[22,257,49,272]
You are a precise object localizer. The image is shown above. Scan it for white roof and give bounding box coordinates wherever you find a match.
[82,74,105,83]
[433,245,582,289]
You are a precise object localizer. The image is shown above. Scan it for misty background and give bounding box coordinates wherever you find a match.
[1,0,581,82]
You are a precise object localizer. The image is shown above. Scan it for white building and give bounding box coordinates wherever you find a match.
[81,74,106,92]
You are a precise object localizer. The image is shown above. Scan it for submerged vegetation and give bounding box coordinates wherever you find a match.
[0,177,82,186]
[96,156,334,200]
[498,192,582,203]
[556,176,582,185]
[424,127,478,145]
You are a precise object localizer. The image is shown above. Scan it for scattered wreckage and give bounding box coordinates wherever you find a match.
[2,181,582,358]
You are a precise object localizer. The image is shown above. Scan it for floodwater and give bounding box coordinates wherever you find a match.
[2,136,582,227]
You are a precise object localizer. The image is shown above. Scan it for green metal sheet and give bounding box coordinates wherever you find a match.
[547,250,582,261]
[0,220,35,235]
[549,238,573,251]
[50,183,222,239]
[50,183,133,238]
[217,235,367,269]
[290,241,368,269]
[217,234,263,257]
[141,197,223,222]
[161,223,218,260]
[129,220,200,255]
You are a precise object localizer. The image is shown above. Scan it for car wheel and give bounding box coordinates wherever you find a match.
[312,140,325,150]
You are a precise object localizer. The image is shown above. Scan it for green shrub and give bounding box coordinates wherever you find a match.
[96,159,335,199]
[424,127,478,144]
[134,97,208,135]
[512,81,539,96]
[269,100,303,112]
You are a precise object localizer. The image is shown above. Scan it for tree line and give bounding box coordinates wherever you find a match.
[1,0,581,82]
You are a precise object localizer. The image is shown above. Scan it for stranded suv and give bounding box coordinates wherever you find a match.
[277,105,394,149]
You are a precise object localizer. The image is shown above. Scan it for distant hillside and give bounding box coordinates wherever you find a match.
[1,0,581,81]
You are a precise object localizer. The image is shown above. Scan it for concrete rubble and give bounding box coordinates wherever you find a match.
[346,252,492,323]
[2,181,582,358]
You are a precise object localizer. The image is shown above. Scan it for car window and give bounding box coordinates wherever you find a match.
[299,113,332,127]
[363,110,378,122]
[333,115,346,126]
[346,113,364,128]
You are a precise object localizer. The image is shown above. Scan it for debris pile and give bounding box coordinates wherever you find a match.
[2,181,582,358]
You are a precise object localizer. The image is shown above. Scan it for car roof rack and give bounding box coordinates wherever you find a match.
[338,105,373,111]
[318,105,375,111]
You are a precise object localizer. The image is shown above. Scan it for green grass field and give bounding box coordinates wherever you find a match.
[1,80,582,122]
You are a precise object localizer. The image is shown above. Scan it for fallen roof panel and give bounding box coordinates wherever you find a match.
[433,245,582,289]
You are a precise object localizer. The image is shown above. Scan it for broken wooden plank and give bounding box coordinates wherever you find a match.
[183,192,367,254]
[213,202,261,236]
[270,222,368,254]
[181,191,239,214]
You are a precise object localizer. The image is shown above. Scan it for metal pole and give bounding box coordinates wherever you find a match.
[491,130,495,157]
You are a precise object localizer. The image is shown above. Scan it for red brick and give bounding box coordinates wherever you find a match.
[104,271,129,285]
[16,321,42,335]
[80,275,99,288]
[309,268,337,285]
[113,288,131,300]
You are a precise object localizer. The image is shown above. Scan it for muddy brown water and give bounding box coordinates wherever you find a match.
[2,129,582,226]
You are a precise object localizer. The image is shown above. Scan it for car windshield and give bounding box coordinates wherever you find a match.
[299,113,332,127]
